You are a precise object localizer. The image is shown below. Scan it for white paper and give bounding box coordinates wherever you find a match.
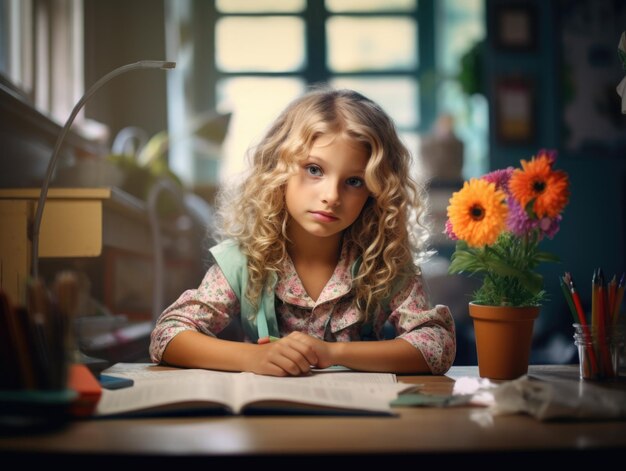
[452,374,626,421]
[489,376,626,420]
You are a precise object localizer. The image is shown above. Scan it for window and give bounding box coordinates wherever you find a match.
[436,0,487,179]
[165,0,485,185]
[0,0,34,98]
[0,0,85,126]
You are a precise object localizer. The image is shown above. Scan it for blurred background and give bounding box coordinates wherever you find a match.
[0,0,624,367]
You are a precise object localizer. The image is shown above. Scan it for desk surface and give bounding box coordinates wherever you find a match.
[1,365,625,463]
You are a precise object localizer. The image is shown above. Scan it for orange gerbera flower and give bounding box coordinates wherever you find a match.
[447,178,508,247]
[509,154,570,218]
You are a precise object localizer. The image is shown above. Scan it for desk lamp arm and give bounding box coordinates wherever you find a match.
[30,60,176,279]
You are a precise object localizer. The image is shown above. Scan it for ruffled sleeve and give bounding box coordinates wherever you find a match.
[149,264,240,362]
[386,274,456,374]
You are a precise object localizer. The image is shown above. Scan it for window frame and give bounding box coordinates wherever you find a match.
[210,1,435,134]
[166,0,447,186]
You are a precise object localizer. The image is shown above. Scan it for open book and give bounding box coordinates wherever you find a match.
[95,363,413,417]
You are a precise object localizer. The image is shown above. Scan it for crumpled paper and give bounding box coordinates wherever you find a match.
[453,375,626,421]
[617,31,626,114]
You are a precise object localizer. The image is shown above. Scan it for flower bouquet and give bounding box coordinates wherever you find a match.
[445,150,570,379]
[445,149,570,307]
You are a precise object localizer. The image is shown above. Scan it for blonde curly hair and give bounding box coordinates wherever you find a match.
[215,88,430,320]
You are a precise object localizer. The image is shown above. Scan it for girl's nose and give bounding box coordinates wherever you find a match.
[321,180,341,207]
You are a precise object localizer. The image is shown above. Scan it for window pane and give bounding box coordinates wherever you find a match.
[331,77,419,128]
[438,0,484,74]
[437,80,489,179]
[399,131,422,177]
[325,0,416,12]
[436,0,487,180]
[216,0,305,13]
[327,17,416,72]
[216,77,306,180]
[216,17,305,72]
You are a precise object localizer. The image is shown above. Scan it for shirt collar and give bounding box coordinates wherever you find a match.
[275,242,355,308]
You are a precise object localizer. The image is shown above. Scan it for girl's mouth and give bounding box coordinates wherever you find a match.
[310,211,339,222]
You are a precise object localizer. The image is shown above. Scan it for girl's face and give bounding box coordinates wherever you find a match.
[285,133,370,242]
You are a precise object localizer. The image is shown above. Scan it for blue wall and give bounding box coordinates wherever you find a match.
[485,0,626,362]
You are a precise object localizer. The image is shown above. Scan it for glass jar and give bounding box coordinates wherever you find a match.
[573,323,625,380]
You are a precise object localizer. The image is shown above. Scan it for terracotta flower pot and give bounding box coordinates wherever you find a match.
[469,302,541,380]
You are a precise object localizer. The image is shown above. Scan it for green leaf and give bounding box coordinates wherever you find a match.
[455,240,470,251]
[484,258,544,294]
[449,250,483,274]
[486,258,523,278]
[534,251,560,263]
[520,272,544,294]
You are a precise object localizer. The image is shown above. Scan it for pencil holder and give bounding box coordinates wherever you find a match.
[573,323,625,380]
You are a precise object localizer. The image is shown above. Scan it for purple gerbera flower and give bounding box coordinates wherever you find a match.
[444,219,458,241]
[482,167,514,194]
[506,196,537,237]
[539,215,562,239]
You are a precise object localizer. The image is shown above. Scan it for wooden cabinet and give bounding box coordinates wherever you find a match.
[0,186,206,320]
[0,188,111,304]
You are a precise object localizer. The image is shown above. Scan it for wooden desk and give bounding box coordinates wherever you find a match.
[1,365,625,463]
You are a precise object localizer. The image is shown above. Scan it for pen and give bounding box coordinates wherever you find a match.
[257,336,280,345]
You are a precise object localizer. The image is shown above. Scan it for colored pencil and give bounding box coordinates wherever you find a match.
[591,268,598,331]
[607,275,617,324]
[613,273,625,325]
[595,269,614,377]
[566,273,599,376]
[559,276,578,324]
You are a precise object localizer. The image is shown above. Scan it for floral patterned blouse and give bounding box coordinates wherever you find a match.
[150,244,456,374]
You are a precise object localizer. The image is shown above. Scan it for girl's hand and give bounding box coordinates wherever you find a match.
[250,332,335,376]
[286,332,335,369]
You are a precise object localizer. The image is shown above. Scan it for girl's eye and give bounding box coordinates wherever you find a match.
[305,165,323,177]
[346,177,364,188]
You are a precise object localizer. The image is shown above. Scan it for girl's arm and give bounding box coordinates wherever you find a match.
[149,264,238,364]
[276,331,429,373]
[163,331,319,377]
[328,337,430,373]
[382,273,457,374]
[301,274,456,375]
[152,264,320,376]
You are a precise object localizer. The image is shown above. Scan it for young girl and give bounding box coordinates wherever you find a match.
[150,88,456,376]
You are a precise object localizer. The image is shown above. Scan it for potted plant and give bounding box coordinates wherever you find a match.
[445,150,570,379]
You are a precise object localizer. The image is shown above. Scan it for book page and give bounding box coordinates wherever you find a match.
[97,363,413,416]
[307,367,397,384]
[96,368,237,416]
[232,372,411,414]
